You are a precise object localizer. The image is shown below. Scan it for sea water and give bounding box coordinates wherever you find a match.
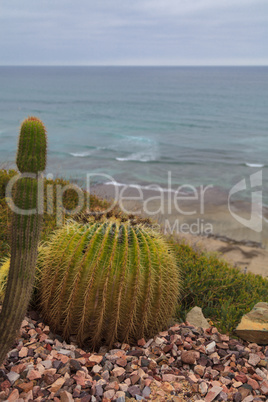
[0,66,267,204]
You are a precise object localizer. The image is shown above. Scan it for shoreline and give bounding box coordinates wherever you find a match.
[92,183,268,279]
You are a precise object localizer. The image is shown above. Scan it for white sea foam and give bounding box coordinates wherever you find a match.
[116,153,156,162]
[70,151,94,157]
[245,163,264,168]
[116,147,159,162]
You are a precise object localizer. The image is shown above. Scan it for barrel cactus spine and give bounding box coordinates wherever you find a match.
[39,218,180,349]
[0,117,47,364]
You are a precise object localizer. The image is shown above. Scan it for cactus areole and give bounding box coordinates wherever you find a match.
[0,117,47,364]
[39,218,180,349]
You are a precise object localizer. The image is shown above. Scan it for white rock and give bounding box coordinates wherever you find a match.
[154,337,165,346]
[206,341,216,354]
[57,348,72,356]
[6,371,20,384]
[92,364,102,373]
[186,306,210,329]
[199,382,208,395]
[41,359,53,369]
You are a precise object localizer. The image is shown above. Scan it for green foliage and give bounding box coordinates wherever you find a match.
[0,257,9,303]
[173,241,268,333]
[38,218,180,349]
[0,170,110,259]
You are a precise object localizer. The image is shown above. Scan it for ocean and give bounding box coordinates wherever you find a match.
[0,66,268,204]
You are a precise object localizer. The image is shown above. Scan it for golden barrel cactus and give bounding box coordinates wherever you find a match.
[38,218,180,348]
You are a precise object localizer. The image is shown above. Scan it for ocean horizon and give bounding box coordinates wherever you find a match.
[0,66,267,204]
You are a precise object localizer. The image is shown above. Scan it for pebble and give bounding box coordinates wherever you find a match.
[1,315,268,401]
[60,390,74,401]
[6,371,19,385]
[248,353,261,366]
[204,385,222,401]
[50,377,66,392]
[181,350,197,364]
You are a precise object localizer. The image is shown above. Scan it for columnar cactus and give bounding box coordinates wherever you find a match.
[0,117,47,364]
[39,218,180,349]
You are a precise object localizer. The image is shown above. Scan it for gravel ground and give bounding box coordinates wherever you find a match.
[0,311,268,401]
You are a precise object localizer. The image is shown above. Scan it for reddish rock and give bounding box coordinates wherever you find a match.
[260,380,268,395]
[105,381,120,391]
[4,314,268,402]
[43,325,50,334]
[204,385,222,402]
[18,381,34,393]
[39,333,48,342]
[44,373,55,385]
[235,373,247,383]
[194,364,205,377]
[50,377,65,392]
[73,371,86,387]
[130,374,140,385]
[188,373,198,383]
[7,388,19,401]
[103,389,115,399]
[88,354,103,364]
[247,377,259,390]
[137,338,146,347]
[163,344,173,353]
[60,390,74,401]
[252,373,264,381]
[10,363,26,374]
[116,357,127,367]
[0,380,11,391]
[27,369,42,381]
[111,367,125,377]
[248,353,261,366]
[162,382,174,392]
[181,350,197,364]
[21,319,28,328]
[162,374,177,382]
[0,391,9,400]
[18,347,28,358]
[59,355,69,364]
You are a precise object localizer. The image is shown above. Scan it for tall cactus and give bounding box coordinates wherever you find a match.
[39,218,180,349]
[0,117,47,364]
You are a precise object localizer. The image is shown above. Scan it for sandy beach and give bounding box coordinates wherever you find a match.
[92,183,268,279]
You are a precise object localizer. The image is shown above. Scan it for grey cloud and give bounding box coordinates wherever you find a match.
[0,0,267,65]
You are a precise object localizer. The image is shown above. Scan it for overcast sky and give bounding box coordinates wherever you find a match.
[0,0,267,66]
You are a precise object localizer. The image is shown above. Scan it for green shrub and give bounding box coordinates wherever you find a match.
[174,241,268,334]
[0,170,110,259]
